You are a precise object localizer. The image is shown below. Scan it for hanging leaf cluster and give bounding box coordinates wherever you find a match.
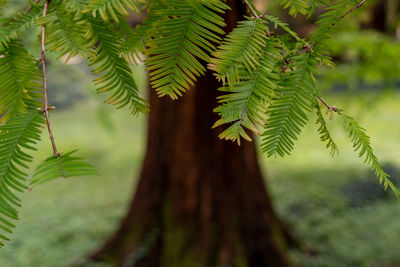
[0,0,396,247]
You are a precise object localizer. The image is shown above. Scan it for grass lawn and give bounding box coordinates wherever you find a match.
[264,91,400,266]
[0,91,399,266]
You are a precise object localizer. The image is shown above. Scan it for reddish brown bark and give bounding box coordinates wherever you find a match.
[364,0,400,33]
[88,1,293,266]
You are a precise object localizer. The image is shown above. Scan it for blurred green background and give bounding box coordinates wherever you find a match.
[1,0,400,266]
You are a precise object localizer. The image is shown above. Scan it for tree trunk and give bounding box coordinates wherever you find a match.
[89,1,293,266]
[361,0,400,34]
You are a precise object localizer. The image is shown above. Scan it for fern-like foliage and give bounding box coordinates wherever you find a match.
[279,0,309,17]
[310,1,357,69]
[0,41,43,122]
[83,0,140,22]
[214,38,281,144]
[307,0,330,16]
[35,0,90,60]
[31,150,97,186]
[86,17,149,114]
[64,0,87,12]
[0,18,7,37]
[262,50,318,157]
[147,0,228,99]
[0,111,44,246]
[342,114,399,197]
[209,18,268,86]
[0,4,42,47]
[119,12,160,64]
[311,0,354,46]
[315,103,338,156]
[263,15,303,42]
[0,0,395,248]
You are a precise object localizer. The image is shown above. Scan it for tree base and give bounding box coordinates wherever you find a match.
[88,73,293,266]
[88,1,295,265]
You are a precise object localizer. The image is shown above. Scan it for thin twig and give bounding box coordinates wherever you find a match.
[24,0,41,14]
[332,0,366,27]
[317,96,338,112]
[40,0,60,157]
[314,1,367,112]
[299,1,366,110]
[243,0,260,19]
[340,0,366,20]
[281,57,294,72]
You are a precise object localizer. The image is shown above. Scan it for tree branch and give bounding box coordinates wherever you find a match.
[332,0,366,27]
[313,1,368,113]
[40,0,60,157]
[295,1,366,112]
[340,0,366,20]
[317,96,338,112]
[243,0,260,19]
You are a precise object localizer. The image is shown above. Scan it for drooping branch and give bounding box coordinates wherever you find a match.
[39,0,60,157]
[283,1,367,112]
[310,1,367,111]
[310,0,368,113]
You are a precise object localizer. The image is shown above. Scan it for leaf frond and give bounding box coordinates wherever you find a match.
[342,114,399,197]
[147,0,228,99]
[0,41,43,123]
[311,0,355,46]
[263,15,303,42]
[0,111,44,246]
[31,150,98,186]
[0,4,42,47]
[86,17,149,114]
[119,12,160,64]
[35,0,90,61]
[209,18,268,86]
[315,103,338,156]
[214,37,281,144]
[261,51,318,157]
[307,0,331,17]
[279,0,309,17]
[83,0,140,22]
